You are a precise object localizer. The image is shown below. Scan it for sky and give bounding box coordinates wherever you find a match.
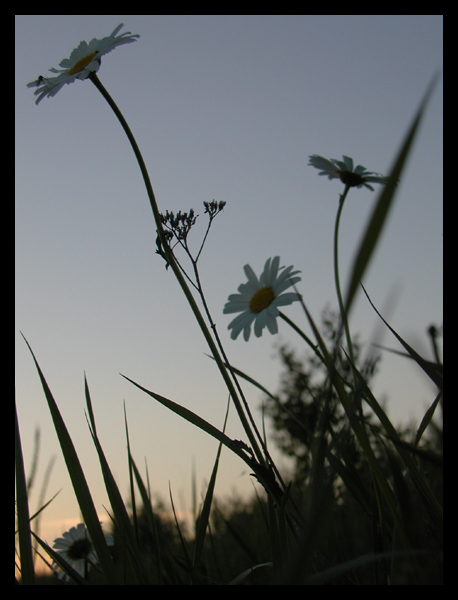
[16,15,443,549]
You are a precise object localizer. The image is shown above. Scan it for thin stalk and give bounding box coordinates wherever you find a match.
[333,187,357,382]
[191,258,285,487]
[89,73,266,467]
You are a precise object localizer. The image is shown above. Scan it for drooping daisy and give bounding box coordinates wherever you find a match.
[223,257,301,341]
[52,523,113,581]
[308,154,388,191]
[27,24,139,104]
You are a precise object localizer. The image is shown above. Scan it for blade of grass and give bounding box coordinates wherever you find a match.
[296,301,412,541]
[25,427,40,494]
[229,562,273,585]
[344,74,439,316]
[84,377,146,584]
[303,549,425,585]
[22,335,119,584]
[415,391,443,447]
[121,373,284,504]
[193,398,230,572]
[15,401,36,585]
[374,344,443,378]
[130,457,168,584]
[348,353,443,533]
[28,489,61,523]
[206,353,308,433]
[169,483,193,581]
[363,286,443,390]
[387,435,443,467]
[31,531,89,585]
[123,402,139,544]
[130,457,189,584]
[323,439,372,514]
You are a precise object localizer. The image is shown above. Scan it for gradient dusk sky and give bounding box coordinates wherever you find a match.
[16,15,442,545]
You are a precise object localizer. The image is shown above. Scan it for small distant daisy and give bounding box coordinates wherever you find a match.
[308,154,388,191]
[52,523,113,581]
[27,24,139,104]
[223,256,301,341]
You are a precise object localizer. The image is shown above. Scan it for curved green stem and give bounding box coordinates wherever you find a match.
[333,187,357,384]
[89,73,266,467]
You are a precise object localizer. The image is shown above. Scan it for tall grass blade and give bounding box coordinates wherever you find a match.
[84,377,146,584]
[27,489,61,523]
[349,355,443,532]
[415,391,443,447]
[344,74,439,316]
[296,303,409,537]
[169,483,193,581]
[130,457,168,584]
[121,373,284,504]
[362,285,443,390]
[206,354,308,433]
[22,335,119,584]
[123,403,139,544]
[31,531,89,585]
[25,427,40,493]
[15,401,36,584]
[193,399,230,573]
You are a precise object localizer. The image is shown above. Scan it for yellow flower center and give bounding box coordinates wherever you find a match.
[249,286,275,313]
[68,52,98,75]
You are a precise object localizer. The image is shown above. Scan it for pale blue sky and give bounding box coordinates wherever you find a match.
[16,15,442,544]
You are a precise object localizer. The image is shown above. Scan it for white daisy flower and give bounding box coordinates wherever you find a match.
[27,24,139,104]
[308,154,389,191]
[52,523,113,582]
[223,256,301,341]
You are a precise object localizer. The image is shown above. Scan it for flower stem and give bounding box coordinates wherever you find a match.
[192,258,281,479]
[333,186,357,375]
[89,73,267,467]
